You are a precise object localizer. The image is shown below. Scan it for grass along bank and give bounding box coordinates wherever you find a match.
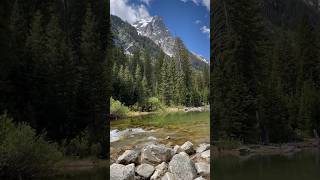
[110,97,209,119]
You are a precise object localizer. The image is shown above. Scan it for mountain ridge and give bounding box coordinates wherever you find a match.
[111,15,208,69]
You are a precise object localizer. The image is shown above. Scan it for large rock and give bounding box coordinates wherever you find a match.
[116,150,139,164]
[151,162,168,180]
[200,150,210,162]
[168,152,197,180]
[173,145,181,154]
[136,163,155,178]
[110,163,135,180]
[161,172,176,180]
[180,141,195,154]
[195,162,210,176]
[141,144,174,165]
[196,144,210,154]
[194,176,206,180]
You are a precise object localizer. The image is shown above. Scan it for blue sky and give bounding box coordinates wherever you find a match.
[110,0,210,61]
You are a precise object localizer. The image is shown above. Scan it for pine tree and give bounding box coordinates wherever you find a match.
[144,49,153,96]
[174,38,193,106]
[211,0,265,143]
[78,4,109,155]
[40,13,78,139]
[160,60,171,105]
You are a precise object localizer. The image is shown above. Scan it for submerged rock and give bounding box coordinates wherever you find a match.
[110,163,135,180]
[168,152,197,180]
[148,136,157,141]
[239,147,252,156]
[110,128,146,143]
[116,150,139,165]
[136,163,155,178]
[141,144,174,165]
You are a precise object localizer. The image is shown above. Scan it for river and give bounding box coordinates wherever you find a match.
[110,111,210,161]
[213,149,320,180]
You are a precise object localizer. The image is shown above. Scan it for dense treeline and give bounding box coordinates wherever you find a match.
[0,0,111,155]
[112,38,209,110]
[211,0,320,144]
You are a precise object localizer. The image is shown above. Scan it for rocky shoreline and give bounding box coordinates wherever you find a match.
[213,138,320,157]
[110,141,210,180]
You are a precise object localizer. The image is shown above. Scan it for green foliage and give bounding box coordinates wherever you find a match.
[112,38,209,108]
[211,0,320,144]
[65,130,89,158]
[0,114,62,179]
[141,97,163,112]
[110,97,129,117]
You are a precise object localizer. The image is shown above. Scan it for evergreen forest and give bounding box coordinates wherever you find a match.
[211,0,320,144]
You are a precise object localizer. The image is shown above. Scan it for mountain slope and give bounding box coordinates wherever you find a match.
[111,15,162,57]
[111,15,208,69]
[133,16,176,57]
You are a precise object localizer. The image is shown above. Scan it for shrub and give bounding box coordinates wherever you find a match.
[65,129,90,158]
[142,97,162,112]
[90,143,102,158]
[110,97,129,117]
[0,113,62,179]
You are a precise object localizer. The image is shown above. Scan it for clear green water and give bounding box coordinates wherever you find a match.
[110,111,210,152]
[213,149,320,180]
[49,111,209,180]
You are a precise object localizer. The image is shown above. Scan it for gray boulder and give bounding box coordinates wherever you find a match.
[194,176,206,180]
[200,150,210,162]
[168,152,197,180]
[116,150,139,164]
[136,163,155,178]
[110,163,135,180]
[173,145,181,154]
[141,144,174,165]
[151,162,168,180]
[195,162,210,176]
[196,144,210,154]
[161,172,176,180]
[180,141,195,154]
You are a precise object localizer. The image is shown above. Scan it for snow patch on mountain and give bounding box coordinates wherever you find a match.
[133,16,176,57]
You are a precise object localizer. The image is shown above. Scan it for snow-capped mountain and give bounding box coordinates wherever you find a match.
[111,15,208,69]
[132,16,176,57]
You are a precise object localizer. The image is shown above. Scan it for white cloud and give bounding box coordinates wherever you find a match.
[195,20,201,24]
[201,26,210,37]
[141,0,152,6]
[110,0,150,24]
[180,0,210,10]
[201,0,210,10]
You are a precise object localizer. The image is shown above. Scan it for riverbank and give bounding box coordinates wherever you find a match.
[111,141,210,180]
[113,105,209,119]
[213,138,320,157]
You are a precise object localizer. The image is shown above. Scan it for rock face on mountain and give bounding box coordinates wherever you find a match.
[133,16,176,57]
[111,15,208,69]
[111,15,161,57]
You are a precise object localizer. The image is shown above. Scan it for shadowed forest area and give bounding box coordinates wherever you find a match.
[211,0,320,145]
[0,0,112,179]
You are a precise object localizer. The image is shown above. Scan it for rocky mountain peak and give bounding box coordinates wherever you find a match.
[132,16,176,57]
